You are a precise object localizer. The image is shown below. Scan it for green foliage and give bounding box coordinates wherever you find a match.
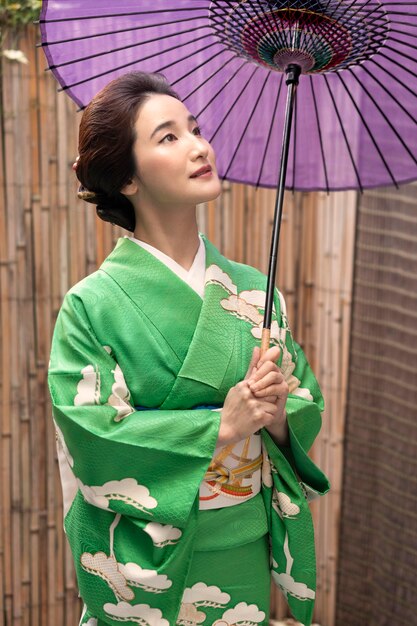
[0,0,42,31]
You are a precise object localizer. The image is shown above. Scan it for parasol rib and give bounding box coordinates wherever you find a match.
[361,62,417,124]
[383,10,417,16]
[38,16,210,48]
[390,20,417,28]
[155,41,222,77]
[38,7,208,23]
[387,35,417,52]
[217,0,279,48]
[207,67,261,144]
[347,67,417,166]
[223,72,272,179]
[390,28,417,40]
[378,51,417,79]
[369,57,417,99]
[46,26,211,71]
[57,34,219,91]
[335,72,398,188]
[194,61,248,118]
[253,0,287,52]
[310,0,389,64]
[309,76,330,194]
[256,75,284,190]
[324,0,384,32]
[322,74,364,192]
[213,0,285,53]
[180,58,237,100]
[171,50,232,90]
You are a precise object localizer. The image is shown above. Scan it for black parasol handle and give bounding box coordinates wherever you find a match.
[261,63,301,356]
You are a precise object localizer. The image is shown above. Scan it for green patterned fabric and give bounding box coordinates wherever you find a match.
[80,535,271,626]
[48,235,330,626]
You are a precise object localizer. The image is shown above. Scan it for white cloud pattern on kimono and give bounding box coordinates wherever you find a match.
[176,602,206,625]
[143,522,182,547]
[205,265,237,295]
[238,289,276,314]
[118,562,172,592]
[75,364,101,405]
[261,444,273,488]
[102,347,135,422]
[54,420,74,467]
[108,364,135,421]
[280,343,313,401]
[54,419,78,516]
[272,490,300,518]
[182,582,230,607]
[221,601,265,624]
[221,296,263,326]
[271,530,315,601]
[77,478,157,513]
[209,267,315,401]
[80,552,134,601]
[85,620,98,626]
[271,571,316,601]
[103,601,169,625]
[251,320,283,344]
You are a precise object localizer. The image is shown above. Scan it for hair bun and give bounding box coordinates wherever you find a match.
[96,203,136,232]
[77,184,136,231]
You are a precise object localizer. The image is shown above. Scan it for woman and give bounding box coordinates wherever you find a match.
[48,72,329,626]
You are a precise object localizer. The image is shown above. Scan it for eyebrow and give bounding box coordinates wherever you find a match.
[150,114,198,139]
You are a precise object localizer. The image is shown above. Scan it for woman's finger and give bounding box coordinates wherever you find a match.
[262,395,278,405]
[257,345,280,367]
[252,384,286,398]
[249,360,281,383]
[250,370,284,392]
[244,346,261,380]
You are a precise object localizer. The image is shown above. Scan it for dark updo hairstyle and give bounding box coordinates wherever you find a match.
[76,71,180,232]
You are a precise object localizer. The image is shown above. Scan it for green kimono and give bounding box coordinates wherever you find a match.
[48,235,330,626]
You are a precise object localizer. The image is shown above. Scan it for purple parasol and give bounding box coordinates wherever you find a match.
[39,0,417,193]
[38,0,417,350]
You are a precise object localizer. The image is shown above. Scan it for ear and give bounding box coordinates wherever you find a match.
[120,178,138,196]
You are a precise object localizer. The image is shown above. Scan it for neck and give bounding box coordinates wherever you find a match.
[133,203,200,271]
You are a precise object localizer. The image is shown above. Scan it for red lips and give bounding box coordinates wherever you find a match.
[190,165,212,178]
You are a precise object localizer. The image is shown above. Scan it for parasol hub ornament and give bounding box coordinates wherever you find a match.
[209,0,389,74]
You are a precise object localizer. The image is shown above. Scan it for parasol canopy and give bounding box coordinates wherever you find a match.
[39,0,417,192]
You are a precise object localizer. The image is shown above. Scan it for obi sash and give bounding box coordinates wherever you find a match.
[135,404,262,510]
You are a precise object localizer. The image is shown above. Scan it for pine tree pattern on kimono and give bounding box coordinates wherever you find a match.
[48,235,330,626]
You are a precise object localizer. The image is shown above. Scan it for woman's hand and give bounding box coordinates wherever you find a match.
[247,346,289,445]
[217,346,289,446]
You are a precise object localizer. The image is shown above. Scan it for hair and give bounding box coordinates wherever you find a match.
[75,71,180,232]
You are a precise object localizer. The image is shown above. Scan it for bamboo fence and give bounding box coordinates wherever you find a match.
[0,26,356,626]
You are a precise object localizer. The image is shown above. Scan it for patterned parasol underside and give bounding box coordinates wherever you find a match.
[39,0,417,191]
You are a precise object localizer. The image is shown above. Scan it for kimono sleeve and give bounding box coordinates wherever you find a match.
[263,289,330,499]
[48,292,221,528]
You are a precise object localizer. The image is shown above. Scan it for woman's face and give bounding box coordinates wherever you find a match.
[130,94,222,209]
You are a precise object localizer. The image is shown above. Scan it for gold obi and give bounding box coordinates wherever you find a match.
[199,433,262,510]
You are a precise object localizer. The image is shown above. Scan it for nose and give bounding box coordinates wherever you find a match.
[190,133,209,160]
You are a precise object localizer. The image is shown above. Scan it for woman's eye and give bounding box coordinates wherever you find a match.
[193,126,202,136]
[161,133,176,143]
